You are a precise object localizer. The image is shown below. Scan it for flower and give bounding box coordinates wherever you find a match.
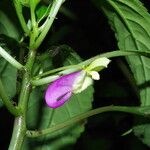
[45,70,92,108]
[45,57,111,108]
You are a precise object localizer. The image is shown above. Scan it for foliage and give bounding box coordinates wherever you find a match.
[0,0,150,150]
[93,0,150,148]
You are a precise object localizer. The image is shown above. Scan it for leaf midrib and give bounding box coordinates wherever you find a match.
[109,0,150,106]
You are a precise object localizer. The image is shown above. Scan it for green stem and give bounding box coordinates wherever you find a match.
[32,75,59,86]
[0,46,24,70]
[0,79,21,116]
[9,50,36,150]
[13,0,30,35]
[29,0,39,48]
[35,65,80,78]
[35,50,150,79]
[26,105,150,138]
[8,116,26,150]
[30,0,36,28]
[19,50,37,111]
[9,0,65,149]
[33,0,65,49]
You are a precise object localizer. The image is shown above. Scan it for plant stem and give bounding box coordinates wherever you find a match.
[8,50,36,150]
[8,116,26,150]
[13,0,30,35]
[35,65,80,78]
[9,0,65,149]
[26,105,150,138]
[32,75,59,86]
[0,46,24,70]
[30,0,36,28]
[29,0,39,48]
[33,0,65,49]
[0,79,21,116]
[35,50,150,79]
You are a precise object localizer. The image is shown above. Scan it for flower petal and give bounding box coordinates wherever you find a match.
[89,71,100,80]
[73,76,93,93]
[45,71,82,108]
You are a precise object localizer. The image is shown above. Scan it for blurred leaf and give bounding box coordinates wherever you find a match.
[0,34,20,52]
[49,26,72,45]
[0,55,17,108]
[98,81,128,98]
[59,6,77,21]
[133,124,150,147]
[23,45,94,149]
[51,45,82,68]
[0,10,20,40]
[0,35,18,107]
[92,0,150,147]
[83,137,112,150]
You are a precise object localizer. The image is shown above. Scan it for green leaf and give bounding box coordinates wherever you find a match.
[92,0,150,147]
[93,0,150,106]
[0,55,17,108]
[133,124,150,147]
[0,10,20,40]
[23,45,94,149]
[36,5,51,22]
[0,36,18,107]
[36,5,48,20]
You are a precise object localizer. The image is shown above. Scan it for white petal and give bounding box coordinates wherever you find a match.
[89,71,100,80]
[72,70,86,92]
[73,76,93,93]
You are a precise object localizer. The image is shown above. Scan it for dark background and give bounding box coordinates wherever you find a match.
[0,0,150,149]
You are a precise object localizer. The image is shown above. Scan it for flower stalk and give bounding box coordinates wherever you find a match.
[26,105,150,138]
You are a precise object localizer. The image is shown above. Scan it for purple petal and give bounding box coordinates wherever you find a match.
[45,71,82,108]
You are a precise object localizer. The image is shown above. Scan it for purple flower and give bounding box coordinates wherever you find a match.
[45,71,85,108]
[45,57,111,109]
